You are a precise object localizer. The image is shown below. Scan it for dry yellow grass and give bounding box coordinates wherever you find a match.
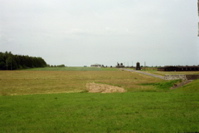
[0,70,164,95]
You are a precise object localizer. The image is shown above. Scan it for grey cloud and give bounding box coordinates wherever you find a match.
[0,0,198,66]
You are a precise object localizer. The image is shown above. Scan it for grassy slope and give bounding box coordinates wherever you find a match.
[173,79,199,93]
[0,91,199,133]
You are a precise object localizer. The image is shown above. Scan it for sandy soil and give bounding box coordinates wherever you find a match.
[86,83,126,93]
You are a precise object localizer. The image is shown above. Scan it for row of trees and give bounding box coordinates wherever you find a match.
[0,52,47,70]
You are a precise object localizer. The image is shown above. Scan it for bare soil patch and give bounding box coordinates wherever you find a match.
[86,83,126,93]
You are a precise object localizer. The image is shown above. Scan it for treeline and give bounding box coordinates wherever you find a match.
[0,52,47,70]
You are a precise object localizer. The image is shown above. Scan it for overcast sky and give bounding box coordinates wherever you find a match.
[0,0,199,66]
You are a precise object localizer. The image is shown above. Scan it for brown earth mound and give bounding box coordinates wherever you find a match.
[86,83,126,93]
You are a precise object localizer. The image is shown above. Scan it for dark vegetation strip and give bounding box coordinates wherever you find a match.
[0,51,47,70]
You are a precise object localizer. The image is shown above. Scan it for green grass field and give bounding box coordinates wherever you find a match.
[1,91,199,133]
[0,67,199,133]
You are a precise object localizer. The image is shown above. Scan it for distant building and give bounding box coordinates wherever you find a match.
[91,64,102,68]
[158,66,199,71]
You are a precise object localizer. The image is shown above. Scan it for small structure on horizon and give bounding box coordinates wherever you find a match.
[136,62,141,70]
[91,64,102,68]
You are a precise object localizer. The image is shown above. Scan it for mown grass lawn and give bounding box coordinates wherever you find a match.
[0,91,199,133]
[0,67,199,133]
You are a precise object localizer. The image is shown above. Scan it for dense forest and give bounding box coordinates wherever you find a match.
[0,52,47,70]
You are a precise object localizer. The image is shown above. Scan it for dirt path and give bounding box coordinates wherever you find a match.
[121,68,193,89]
[121,68,165,80]
[86,83,126,93]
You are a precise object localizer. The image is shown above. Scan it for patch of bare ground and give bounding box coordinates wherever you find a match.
[86,83,126,93]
